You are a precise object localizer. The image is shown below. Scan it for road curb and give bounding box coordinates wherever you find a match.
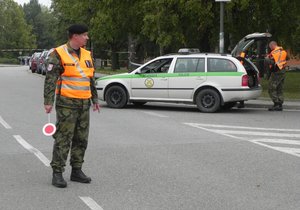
[245,99,300,110]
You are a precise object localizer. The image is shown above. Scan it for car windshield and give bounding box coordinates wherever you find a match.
[140,58,173,74]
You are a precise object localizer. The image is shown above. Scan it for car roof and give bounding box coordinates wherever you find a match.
[158,53,233,59]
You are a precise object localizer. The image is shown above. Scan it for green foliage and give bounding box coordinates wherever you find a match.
[0,0,36,49]
[0,57,19,64]
[23,0,57,49]
[227,0,300,54]
[46,0,300,64]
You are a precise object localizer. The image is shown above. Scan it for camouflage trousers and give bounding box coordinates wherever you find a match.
[268,70,286,105]
[51,105,90,173]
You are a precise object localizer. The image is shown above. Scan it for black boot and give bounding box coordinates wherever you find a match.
[268,103,282,111]
[70,168,91,183]
[52,172,67,188]
[275,103,283,111]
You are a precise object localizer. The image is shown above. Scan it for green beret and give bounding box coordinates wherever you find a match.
[68,24,88,35]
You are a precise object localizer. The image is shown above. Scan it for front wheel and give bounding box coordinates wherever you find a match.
[105,86,128,108]
[195,89,221,113]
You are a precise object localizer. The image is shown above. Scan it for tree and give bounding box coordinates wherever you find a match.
[0,0,35,51]
[226,0,300,54]
[23,0,57,49]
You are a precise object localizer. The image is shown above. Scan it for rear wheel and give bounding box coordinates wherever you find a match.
[105,86,128,108]
[195,89,221,113]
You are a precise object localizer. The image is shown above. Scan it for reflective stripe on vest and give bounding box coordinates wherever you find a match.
[55,44,94,99]
[271,47,287,70]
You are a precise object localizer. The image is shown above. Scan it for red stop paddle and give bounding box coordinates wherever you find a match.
[42,114,56,136]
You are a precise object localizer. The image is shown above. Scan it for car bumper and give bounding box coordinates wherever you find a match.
[221,86,262,102]
[96,87,105,100]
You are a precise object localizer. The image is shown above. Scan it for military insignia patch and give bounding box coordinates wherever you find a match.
[47,64,53,71]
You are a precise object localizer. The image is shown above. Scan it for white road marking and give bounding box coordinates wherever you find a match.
[208,129,300,138]
[184,123,300,158]
[79,196,104,210]
[185,123,300,132]
[251,141,300,158]
[0,115,12,129]
[13,135,50,167]
[142,111,168,118]
[252,138,300,145]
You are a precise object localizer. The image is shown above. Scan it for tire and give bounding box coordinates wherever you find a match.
[222,102,237,110]
[132,102,147,106]
[195,88,221,113]
[105,86,128,108]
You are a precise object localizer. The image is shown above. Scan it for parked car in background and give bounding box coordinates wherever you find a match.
[29,54,34,69]
[41,49,54,75]
[37,50,48,74]
[30,52,41,73]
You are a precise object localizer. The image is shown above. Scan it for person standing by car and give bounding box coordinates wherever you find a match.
[265,41,287,111]
[43,24,100,188]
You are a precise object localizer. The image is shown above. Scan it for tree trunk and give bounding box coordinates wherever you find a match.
[159,45,164,56]
[111,45,120,70]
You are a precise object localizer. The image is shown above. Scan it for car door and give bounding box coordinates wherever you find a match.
[231,32,272,77]
[168,57,206,100]
[130,58,173,100]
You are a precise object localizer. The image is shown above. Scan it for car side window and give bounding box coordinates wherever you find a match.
[140,58,173,74]
[208,58,237,72]
[174,58,205,73]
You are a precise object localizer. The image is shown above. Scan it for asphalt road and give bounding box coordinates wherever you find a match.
[1,65,300,210]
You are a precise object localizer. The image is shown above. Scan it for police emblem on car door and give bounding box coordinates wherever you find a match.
[131,58,173,100]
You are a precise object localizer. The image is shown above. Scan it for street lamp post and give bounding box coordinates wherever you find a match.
[215,0,231,53]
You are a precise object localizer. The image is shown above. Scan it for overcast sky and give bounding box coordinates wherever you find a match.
[14,0,51,7]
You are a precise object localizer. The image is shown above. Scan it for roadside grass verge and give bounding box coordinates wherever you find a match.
[260,71,300,100]
[95,68,128,75]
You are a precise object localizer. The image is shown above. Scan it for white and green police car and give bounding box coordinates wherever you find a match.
[96,50,262,113]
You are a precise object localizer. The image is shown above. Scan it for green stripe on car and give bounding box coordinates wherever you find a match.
[97,72,244,81]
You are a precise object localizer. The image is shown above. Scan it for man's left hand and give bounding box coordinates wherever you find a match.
[93,103,100,113]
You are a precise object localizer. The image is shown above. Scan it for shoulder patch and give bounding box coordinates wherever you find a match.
[47,64,54,71]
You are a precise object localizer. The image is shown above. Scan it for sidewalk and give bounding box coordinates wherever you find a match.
[246,98,300,110]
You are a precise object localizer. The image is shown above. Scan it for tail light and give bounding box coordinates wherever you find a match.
[242,75,249,87]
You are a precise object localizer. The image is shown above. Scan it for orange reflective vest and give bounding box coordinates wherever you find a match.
[270,46,287,70]
[239,51,246,65]
[55,44,94,99]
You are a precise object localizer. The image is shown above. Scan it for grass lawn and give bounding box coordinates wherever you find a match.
[95,68,128,75]
[96,68,300,100]
[260,71,300,100]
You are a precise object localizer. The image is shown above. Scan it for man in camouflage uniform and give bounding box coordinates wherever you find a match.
[265,41,287,111]
[44,24,100,188]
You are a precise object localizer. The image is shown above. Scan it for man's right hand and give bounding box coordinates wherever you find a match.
[44,105,53,113]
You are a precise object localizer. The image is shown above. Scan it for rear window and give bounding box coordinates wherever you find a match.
[174,58,205,73]
[208,58,237,72]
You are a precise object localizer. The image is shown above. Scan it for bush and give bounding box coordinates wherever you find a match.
[0,57,19,64]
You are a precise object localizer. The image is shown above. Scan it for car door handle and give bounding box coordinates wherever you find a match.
[196,76,204,80]
[160,78,168,81]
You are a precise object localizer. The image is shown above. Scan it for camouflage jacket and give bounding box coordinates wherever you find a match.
[43,42,98,108]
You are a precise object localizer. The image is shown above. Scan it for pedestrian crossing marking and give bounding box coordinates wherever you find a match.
[184,123,300,158]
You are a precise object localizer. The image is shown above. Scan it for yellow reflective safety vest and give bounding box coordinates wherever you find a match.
[270,46,287,70]
[55,44,94,99]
